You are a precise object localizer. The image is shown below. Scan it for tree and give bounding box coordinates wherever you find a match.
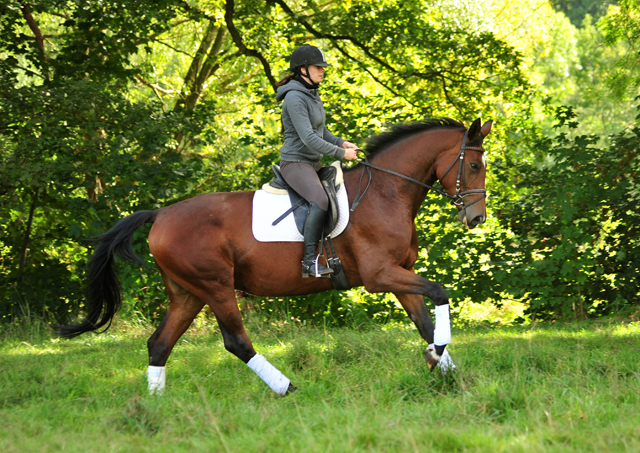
[599,0,640,101]
[1,0,530,323]
[550,0,618,27]
[494,107,639,318]
[0,1,204,321]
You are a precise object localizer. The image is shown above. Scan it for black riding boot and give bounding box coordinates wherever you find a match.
[302,202,334,278]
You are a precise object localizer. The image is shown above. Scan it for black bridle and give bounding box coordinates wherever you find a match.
[350,129,487,211]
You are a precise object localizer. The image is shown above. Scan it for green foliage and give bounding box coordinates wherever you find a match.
[550,0,617,27]
[490,106,640,318]
[410,102,639,320]
[0,0,211,322]
[245,289,407,328]
[1,0,637,327]
[0,0,532,326]
[529,5,636,138]
[599,0,640,100]
[0,75,209,321]
[0,0,183,84]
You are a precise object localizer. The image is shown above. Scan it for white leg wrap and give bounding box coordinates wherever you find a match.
[247,354,290,396]
[147,366,166,394]
[428,344,457,373]
[438,347,456,372]
[434,304,451,346]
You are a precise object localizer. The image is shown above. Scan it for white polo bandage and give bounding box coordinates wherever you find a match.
[147,365,166,394]
[247,354,290,396]
[438,347,456,372]
[434,304,451,346]
[428,344,457,373]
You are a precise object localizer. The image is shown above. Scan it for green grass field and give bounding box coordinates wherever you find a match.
[1,316,639,452]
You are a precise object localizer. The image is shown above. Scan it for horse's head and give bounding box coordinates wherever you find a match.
[437,118,493,229]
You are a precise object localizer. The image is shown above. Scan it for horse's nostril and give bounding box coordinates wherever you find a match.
[471,215,485,226]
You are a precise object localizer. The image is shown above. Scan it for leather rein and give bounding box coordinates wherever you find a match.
[350,129,487,212]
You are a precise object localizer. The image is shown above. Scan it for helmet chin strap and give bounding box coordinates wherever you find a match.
[298,64,320,89]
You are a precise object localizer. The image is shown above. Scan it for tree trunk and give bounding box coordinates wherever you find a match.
[17,189,38,287]
[21,5,51,82]
[174,20,226,113]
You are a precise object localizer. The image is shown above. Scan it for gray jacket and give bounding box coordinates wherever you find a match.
[277,80,345,166]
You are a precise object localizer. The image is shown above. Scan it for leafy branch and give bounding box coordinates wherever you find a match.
[224,0,277,92]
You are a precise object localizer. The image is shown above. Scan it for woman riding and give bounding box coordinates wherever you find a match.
[276,44,359,278]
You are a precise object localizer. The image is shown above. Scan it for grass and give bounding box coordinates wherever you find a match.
[1,315,639,452]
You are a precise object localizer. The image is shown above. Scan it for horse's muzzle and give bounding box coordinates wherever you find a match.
[457,209,485,229]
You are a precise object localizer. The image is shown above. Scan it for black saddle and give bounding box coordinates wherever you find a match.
[269,164,341,235]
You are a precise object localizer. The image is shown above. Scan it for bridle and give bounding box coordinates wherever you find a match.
[350,129,487,212]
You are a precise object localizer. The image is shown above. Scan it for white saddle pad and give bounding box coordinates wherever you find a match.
[252,184,350,242]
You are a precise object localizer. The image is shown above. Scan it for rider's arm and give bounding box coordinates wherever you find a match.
[322,126,344,148]
[284,93,346,159]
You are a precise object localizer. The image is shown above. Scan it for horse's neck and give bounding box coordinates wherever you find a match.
[380,138,434,180]
[365,130,458,217]
[377,133,446,182]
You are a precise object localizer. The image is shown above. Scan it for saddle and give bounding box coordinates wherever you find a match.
[260,161,349,291]
[268,163,342,235]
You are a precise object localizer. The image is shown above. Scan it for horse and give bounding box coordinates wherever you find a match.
[57,117,493,395]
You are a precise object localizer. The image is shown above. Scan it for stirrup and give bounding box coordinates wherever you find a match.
[301,257,334,278]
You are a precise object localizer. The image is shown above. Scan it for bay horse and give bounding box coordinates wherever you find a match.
[57,117,492,395]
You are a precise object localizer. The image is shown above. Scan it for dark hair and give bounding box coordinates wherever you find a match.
[276,67,301,88]
[276,74,296,88]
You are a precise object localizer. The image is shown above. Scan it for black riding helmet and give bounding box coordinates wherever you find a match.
[289,44,332,72]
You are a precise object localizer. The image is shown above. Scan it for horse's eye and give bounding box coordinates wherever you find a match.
[470,162,480,171]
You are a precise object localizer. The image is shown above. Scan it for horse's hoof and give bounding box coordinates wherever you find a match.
[285,383,298,395]
[424,345,441,372]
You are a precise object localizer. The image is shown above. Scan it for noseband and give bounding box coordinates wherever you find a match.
[350,129,486,211]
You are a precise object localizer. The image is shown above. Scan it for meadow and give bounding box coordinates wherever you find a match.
[1,315,639,453]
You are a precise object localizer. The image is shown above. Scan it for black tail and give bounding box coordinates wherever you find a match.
[56,210,158,339]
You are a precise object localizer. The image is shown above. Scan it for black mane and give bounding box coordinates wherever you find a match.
[363,117,465,158]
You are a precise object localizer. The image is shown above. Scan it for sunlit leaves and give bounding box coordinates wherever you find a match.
[599,0,640,100]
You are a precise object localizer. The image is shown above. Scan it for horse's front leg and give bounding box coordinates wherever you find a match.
[361,266,455,371]
[394,293,456,372]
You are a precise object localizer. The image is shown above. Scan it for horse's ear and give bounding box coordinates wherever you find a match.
[481,120,493,138]
[468,118,482,141]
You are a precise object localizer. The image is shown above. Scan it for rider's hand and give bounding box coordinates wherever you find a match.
[342,140,360,161]
[342,140,360,150]
[343,148,359,161]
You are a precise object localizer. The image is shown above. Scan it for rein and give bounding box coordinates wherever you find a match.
[350,129,486,212]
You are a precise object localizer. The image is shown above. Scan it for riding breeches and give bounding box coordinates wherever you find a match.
[279,160,329,211]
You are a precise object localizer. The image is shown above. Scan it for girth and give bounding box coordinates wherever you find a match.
[269,164,341,235]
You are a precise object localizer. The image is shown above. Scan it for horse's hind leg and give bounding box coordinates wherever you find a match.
[203,287,294,396]
[146,271,205,393]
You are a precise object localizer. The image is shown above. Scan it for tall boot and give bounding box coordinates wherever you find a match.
[302,202,334,278]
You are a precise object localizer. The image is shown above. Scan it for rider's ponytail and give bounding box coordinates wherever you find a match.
[276,67,302,88]
[276,74,296,87]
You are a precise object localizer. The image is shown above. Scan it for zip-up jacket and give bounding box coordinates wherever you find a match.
[277,80,345,165]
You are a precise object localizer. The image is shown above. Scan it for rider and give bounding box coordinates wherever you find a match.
[276,44,359,278]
